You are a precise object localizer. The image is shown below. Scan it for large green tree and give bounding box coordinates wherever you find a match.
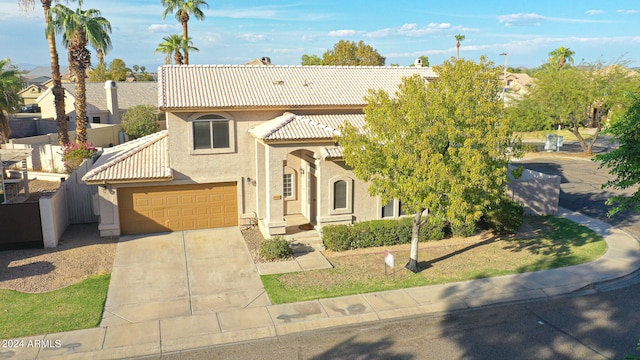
[0,58,23,142]
[161,0,208,65]
[301,54,323,66]
[508,62,640,155]
[48,4,112,144]
[88,58,128,82]
[121,105,160,139]
[322,40,385,66]
[596,94,640,216]
[339,57,513,272]
[20,0,78,145]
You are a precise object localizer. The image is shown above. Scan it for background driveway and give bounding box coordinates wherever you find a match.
[101,227,270,326]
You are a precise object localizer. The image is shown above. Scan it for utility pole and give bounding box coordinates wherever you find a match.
[499,52,508,105]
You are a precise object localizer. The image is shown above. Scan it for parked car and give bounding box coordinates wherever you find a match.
[20,104,40,113]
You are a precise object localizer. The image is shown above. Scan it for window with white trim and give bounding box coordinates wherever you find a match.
[192,114,230,150]
[283,173,293,198]
[382,200,394,218]
[333,180,347,210]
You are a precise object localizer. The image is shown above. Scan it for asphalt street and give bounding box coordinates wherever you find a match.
[157,285,640,360]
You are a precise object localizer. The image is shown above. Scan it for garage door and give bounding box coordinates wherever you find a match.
[118,183,238,235]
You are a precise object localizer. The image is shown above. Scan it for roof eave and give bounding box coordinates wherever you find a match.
[84,176,173,185]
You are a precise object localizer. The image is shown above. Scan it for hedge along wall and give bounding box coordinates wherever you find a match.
[322,216,447,251]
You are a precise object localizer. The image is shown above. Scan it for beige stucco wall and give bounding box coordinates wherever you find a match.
[95,108,391,237]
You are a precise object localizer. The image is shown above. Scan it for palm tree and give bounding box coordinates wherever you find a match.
[47,4,112,144]
[455,34,465,59]
[155,34,199,65]
[0,59,23,143]
[19,0,78,145]
[549,47,575,68]
[161,0,209,65]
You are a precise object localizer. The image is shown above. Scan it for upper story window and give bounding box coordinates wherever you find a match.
[193,114,229,149]
[190,113,235,154]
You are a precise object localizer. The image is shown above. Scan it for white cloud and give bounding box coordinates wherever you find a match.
[235,33,266,42]
[147,24,180,33]
[272,47,305,54]
[498,12,610,27]
[328,29,357,37]
[585,10,604,16]
[365,23,457,38]
[498,13,545,27]
[617,9,638,14]
[301,33,317,42]
[210,8,278,19]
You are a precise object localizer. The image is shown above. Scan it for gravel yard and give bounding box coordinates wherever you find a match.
[0,224,118,293]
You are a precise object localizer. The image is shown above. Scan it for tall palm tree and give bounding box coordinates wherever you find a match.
[161,0,209,65]
[455,34,465,59]
[549,47,575,68]
[155,34,199,65]
[19,0,80,145]
[47,4,112,144]
[0,59,23,143]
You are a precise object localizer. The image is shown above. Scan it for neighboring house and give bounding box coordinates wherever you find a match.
[499,72,533,103]
[18,84,47,105]
[36,81,158,124]
[83,65,437,237]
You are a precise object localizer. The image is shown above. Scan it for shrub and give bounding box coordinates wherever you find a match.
[484,197,524,234]
[121,105,160,139]
[451,220,476,237]
[61,142,97,173]
[259,236,292,261]
[322,216,448,251]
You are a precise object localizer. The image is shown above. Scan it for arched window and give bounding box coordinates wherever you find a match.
[333,180,347,209]
[190,113,235,154]
[193,114,229,149]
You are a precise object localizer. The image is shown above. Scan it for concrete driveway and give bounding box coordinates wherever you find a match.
[101,227,271,326]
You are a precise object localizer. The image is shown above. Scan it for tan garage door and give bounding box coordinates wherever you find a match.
[118,183,238,235]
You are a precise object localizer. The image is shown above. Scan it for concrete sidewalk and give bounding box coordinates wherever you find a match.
[4,207,640,360]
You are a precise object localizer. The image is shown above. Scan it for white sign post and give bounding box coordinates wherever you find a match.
[384,251,394,276]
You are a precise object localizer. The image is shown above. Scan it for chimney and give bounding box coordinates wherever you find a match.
[104,80,119,124]
[414,58,423,67]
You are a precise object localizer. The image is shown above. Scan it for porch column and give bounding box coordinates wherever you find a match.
[262,145,286,235]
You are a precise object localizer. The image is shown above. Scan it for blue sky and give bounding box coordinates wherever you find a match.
[2,0,639,72]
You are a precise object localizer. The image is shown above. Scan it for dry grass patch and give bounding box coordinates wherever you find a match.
[262,216,606,304]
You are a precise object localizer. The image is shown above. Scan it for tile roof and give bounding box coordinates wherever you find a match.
[248,112,365,142]
[321,146,344,160]
[62,82,158,111]
[158,65,437,110]
[82,131,171,184]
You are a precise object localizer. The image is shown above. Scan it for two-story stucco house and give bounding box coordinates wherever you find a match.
[83,64,437,238]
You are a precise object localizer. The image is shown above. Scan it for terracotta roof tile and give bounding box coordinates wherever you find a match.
[158,65,437,109]
[82,130,171,184]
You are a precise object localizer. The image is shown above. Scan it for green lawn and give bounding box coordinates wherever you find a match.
[0,274,110,339]
[262,216,607,304]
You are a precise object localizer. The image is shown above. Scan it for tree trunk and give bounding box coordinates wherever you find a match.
[406,208,428,273]
[181,11,190,65]
[75,69,87,144]
[42,0,69,145]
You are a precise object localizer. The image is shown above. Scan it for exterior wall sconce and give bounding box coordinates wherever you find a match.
[300,169,305,175]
